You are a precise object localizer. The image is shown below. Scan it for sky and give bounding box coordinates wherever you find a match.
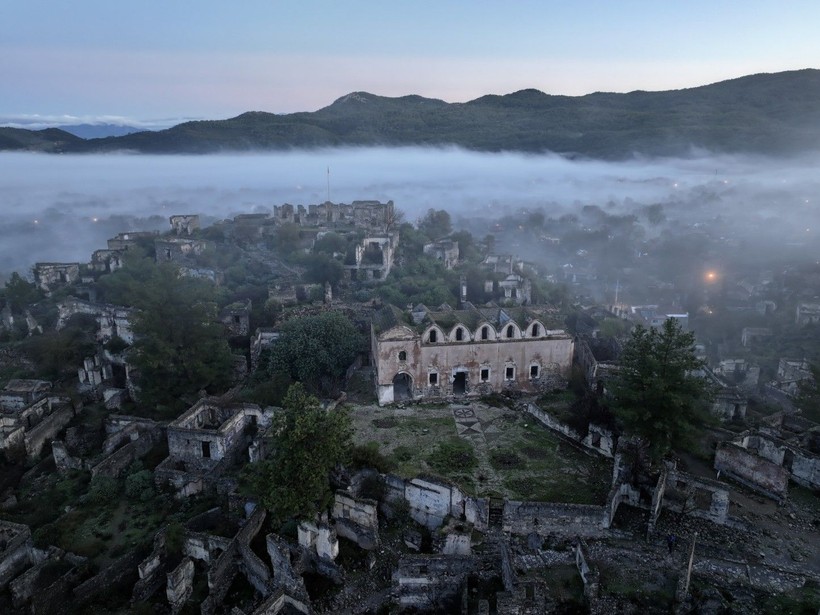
[1,1,818,128]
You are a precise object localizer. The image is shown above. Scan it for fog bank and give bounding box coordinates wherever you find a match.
[1,147,819,279]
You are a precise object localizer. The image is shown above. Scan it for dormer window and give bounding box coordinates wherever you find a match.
[455,328,464,341]
[481,326,489,340]
[506,325,514,338]
[429,330,437,343]
[531,323,540,337]
[398,351,407,362]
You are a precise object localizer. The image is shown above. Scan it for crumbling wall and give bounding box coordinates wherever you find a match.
[166,557,195,612]
[393,554,475,610]
[523,402,615,458]
[52,440,84,473]
[503,501,608,538]
[790,451,819,489]
[605,480,642,529]
[0,521,34,589]
[72,548,143,607]
[464,496,489,531]
[25,402,75,459]
[237,507,274,595]
[715,442,789,500]
[90,429,160,478]
[332,491,379,550]
[389,475,465,530]
[664,469,732,525]
[251,587,313,614]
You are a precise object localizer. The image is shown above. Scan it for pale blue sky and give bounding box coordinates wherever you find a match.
[2,1,817,126]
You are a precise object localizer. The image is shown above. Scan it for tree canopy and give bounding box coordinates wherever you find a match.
[129,264,234,415]
[268,311,363,397]
[610,318,712,462]
[241,383,352,524]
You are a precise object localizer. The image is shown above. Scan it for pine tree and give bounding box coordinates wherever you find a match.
[611,318,712,461]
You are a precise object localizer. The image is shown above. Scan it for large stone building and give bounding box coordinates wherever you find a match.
[372,304,574,405]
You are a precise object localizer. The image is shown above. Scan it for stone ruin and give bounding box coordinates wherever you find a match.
[155,398,275,498]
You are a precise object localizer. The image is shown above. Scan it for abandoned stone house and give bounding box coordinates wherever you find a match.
[795,301,820,325]
[57,297,134,344]
[0,395,76,459]
[496,274,532,304]
[33,262,80,292]
[272,200,396,231]
[154,237,208,264]
[220,299,252,337]
[345,233,399,281]
[769,357,814,397]
[169,214,200,236]
[371,303,574,405]
[0,379,51,412]
[106,231,159,252]
[155,399,274,497]
[423,240,459,270]
[715,413,820,499]
[89,249,124,273]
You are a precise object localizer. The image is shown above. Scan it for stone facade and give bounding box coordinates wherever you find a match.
[154,237,208,263]
[272,200,395,231]
[0,379,51,412]
[33,263,80,292]
[423,240,459,269]
[372,304,573,405]
[169,215,200,236]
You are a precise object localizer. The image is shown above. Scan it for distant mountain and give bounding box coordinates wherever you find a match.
[57,123,146,139]
[3,69,820,159]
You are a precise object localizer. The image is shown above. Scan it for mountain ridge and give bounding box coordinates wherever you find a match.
[2,69,819,159]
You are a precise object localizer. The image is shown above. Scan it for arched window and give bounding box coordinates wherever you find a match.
[506,325,514,338]
[455,328,463,341]
[531,323,540,337]
[398,351,407,362]
[481,326,489,340]
[429,330,437,343]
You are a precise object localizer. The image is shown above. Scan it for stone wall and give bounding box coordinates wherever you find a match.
[392,554,475,610]
[166,557,195,612]
[0,521,34,589]
[715,442,789,500]
[332,491,379,550]
[384,474,466,530]
[605,481,642,529]
[90,428,161,478]
[72,548,143,606]
[25,402,76,459]
[523,402,616,458]
[502,501,608,538]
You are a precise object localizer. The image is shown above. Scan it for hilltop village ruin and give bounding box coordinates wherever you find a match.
[0,198,817,614]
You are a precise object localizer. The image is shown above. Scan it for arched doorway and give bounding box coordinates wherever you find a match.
[392,373,413,402]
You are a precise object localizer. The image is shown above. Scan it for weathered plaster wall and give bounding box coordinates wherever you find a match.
[715,443,789,500]
[502,501,608,538]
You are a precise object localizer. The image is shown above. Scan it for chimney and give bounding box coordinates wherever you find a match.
[460,275,468,308]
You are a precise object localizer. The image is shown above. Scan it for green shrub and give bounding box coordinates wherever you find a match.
[349,442,394,473]
[88,475,120,504]
[427,438,477,475]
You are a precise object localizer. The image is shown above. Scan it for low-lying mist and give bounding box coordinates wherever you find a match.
[1,147,819,281]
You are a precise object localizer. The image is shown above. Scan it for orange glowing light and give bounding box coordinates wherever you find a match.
[705,271,717,282]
